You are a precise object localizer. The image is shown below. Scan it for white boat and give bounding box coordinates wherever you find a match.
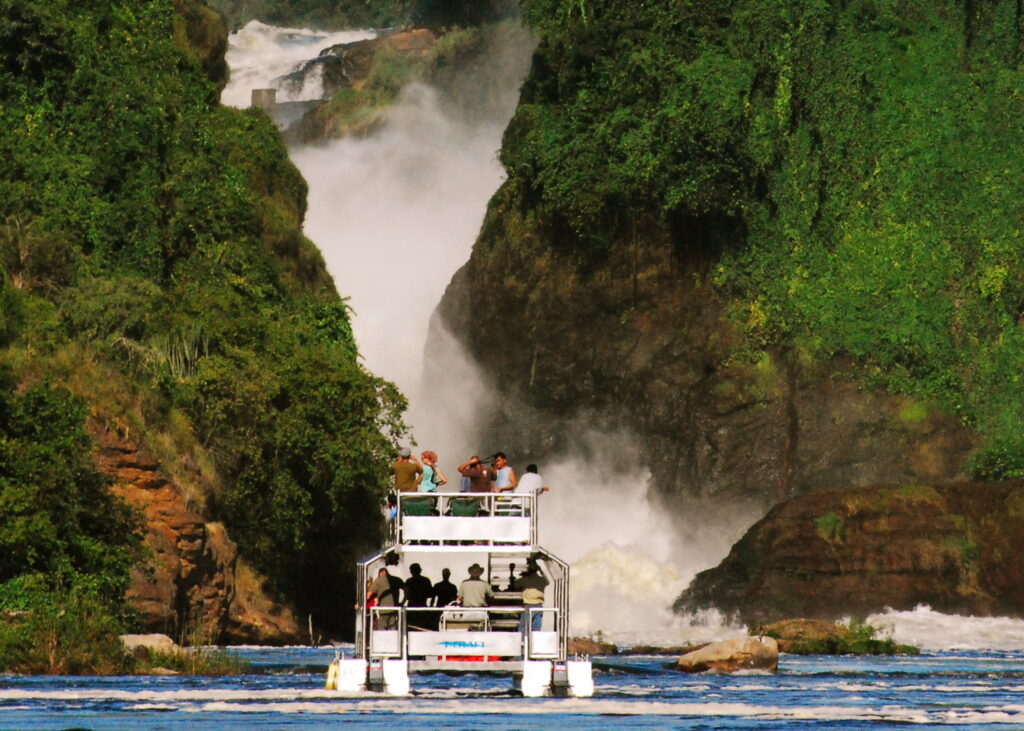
[325,490,594,697]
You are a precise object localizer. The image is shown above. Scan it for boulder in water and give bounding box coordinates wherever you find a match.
[676,636,778,673]
[121,634,180,654]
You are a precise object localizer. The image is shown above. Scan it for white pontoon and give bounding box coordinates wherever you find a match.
[325,491,594,697]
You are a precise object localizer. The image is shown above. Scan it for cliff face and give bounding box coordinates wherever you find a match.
[172,0,229,89]
[438,197,976,515]
[92,423,301,644]
[675,482,1024,624]
[435,0,1024,515]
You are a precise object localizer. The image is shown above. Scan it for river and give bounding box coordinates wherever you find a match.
[4,645,1024,729]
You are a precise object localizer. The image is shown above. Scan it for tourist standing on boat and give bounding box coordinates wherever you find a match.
[515,559,549,632]
[459,563,494,607]
[516,464,547,495]
[432,568,458,607]
[417,451,447,492]
[457,455,493,492]
[368,567,404,628]
[404,563,434,630]
[391,447,422,493]
[492,452,517,492]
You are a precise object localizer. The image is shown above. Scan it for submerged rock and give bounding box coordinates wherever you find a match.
[676,637,778,673]
[676,481,1024,624]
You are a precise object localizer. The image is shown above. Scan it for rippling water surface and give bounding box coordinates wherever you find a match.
[4,647,1024,729]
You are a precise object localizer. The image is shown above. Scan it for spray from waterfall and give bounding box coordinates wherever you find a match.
[223,20,745,645]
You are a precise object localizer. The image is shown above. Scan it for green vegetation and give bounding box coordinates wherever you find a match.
[0,0,406,667]
[814,512,845,545]
[0,376,141,674]
[134,645,249,675]
[509,0,1024,478]
[207,0,513,31]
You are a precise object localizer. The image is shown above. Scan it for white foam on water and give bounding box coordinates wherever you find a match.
[221,21,375,108]
[532,431,751,646]
[867,605,1024,651]
[123,697,1024,724]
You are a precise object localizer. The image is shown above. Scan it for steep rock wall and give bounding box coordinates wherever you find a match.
[92,422,301,644]
[437,197,975,515]
[431,0,1024,517]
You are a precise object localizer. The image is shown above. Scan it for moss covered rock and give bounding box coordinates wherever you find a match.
[757,619,918,655]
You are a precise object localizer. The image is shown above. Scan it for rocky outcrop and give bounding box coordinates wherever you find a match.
[568,637,618,655]
[676,636,778,673]
[285,30,437,143]
[92,423,301,644]
[436,215,977,518]
[676,482,1024,624]
[321,30,437,92]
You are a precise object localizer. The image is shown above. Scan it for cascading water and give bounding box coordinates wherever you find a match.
[221,19,743,646]
[221,21,375,107]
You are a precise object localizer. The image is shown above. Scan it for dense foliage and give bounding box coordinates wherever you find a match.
[508,0,1024,477]
[0,375,141,673]
[207,0,513,31]
[0,0,405,647]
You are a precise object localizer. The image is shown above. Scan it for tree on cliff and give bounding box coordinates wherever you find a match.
[0,0,405,642]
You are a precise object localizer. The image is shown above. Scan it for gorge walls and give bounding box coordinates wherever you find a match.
[436,0,1024,525]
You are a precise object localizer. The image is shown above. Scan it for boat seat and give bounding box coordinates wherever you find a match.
[402,497,433,516]
[490,618,521,630]
[450,497,481,517]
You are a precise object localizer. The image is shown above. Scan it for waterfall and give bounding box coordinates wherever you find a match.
[222,20,742,646]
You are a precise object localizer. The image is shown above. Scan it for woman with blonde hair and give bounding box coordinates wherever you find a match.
[418,451,447,492]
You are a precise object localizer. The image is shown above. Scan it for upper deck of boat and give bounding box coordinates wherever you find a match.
[389,490,541,553]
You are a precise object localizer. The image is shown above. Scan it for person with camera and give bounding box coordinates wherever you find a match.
[457,455,493,492]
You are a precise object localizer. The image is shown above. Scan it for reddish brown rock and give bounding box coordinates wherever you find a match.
[676,481,1024,624]
[91,422,301,644]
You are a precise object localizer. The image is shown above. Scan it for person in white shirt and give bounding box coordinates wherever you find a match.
[513,464,547,515]
[516,463,546,494]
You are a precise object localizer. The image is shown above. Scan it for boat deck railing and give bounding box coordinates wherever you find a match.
[364,605,564,663]
[391,491,539,548]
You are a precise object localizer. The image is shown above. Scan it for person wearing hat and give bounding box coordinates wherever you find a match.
[458,563,494,607]
[391,447,422,494]
[515,558,549,632]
